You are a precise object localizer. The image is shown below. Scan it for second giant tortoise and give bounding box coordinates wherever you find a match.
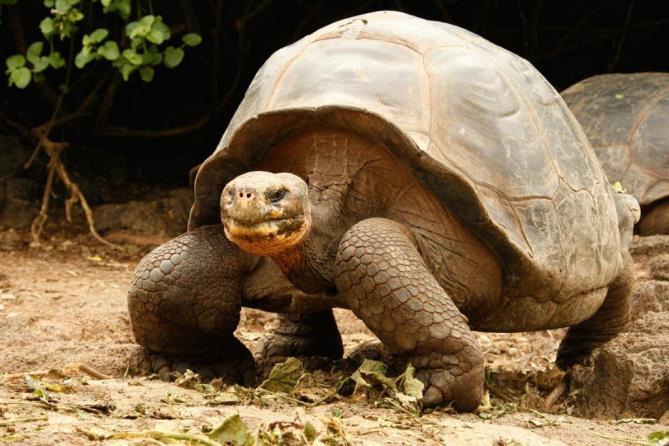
[128,11,638,410]
[562,73,669,235]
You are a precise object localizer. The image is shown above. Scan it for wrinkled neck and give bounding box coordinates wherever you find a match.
[270,202,342,294]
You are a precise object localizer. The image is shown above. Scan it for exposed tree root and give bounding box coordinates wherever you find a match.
[28,129,117,248]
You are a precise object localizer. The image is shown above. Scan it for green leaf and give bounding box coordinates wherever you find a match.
[49,51,66,68]
[27,44,49,72]
[0,0,18,5]
[89,28,109,43]
[182,33,202,47]
[9,67,31,89]
[163,46,184,68]
[126,14,155,39]
[44,0,55,6]
[74,48,95,68]
[101,0,131,19]
[68,8,84,23]
[648,431,669,445]
[259,357,304,393]
[55,0,70,14]
[139,66,154,82]
[97,41,119,60]
[146,25,169,44]
[122,48,142,65]
[350,359,396,394]
[32,57,50,73]
[39,17,55,37]
[27,42,44,62]
[208,414,255,446]
[119,62,135,81]
[6,54,26,69]
[400,363,424,400]
[146,18,170,44]
[142,47,162,65]
[303,422,318,444]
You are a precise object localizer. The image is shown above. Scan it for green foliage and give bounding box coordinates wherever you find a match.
[4,0,202,88]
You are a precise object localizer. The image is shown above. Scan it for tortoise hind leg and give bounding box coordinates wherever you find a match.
[128,225,255,385]
[638,199,669,236]
[257,311,343,375]
[334,218,484,410]
[556,253,633,368]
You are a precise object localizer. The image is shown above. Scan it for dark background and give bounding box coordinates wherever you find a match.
[1,0,668,193]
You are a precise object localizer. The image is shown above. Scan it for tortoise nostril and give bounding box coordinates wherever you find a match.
[239,192,243,198]
[246,193,252,199]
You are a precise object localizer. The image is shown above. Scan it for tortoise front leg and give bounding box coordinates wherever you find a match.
[556,253,633,368]
[257,311,344,374]
[334,218,484,410]
[128,225,255,384]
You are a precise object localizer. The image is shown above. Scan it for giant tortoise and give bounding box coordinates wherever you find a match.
[128,11,638,411]
[562,73,669,235]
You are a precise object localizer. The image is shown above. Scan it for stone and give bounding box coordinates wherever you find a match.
[0,134,31,178]
[0,228,24,251]
[93,188,193,237]
[0,177,39,229]
[570,311,669,419]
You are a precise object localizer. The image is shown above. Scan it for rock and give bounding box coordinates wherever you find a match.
[631,280,669,318]
[659,410,669,425]
[0,177,39,229]
[0,134,31,178]
[629,235,669,321]
[650,254,669,281]
[0,229,23,251]
[570,311,669,419]
[93,188,193,237]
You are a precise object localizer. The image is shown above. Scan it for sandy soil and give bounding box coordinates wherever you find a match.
[0,237,665,445]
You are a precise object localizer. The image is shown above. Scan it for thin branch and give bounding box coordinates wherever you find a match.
[95,72,122,131]
[607,0,636,72]
[8,5,60,108]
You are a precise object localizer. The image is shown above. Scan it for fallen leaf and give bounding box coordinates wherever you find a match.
[208,414,256,446]
[259,358,305,393]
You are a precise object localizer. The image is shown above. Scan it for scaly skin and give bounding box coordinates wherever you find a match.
[128,225,343,383]
[335,218,484,410]
[557,252,633,368]
[128,225,256,384]
[257,310,343,375]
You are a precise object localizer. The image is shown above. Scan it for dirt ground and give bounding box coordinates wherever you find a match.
[0,234,666,445]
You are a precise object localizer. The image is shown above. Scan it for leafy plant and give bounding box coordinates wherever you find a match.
[1,0,203,246]
[5,0,201,88]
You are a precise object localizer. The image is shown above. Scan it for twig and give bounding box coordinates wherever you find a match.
[545,380,567,409]
[255,387,311,406]
[607,0,636,72]
[74,364,111,380]
[0,416,48,427]
[587,429,654,445]
[1,370,50,382]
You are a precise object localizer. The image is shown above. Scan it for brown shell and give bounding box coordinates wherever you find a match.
[190,11,622,302]
[562,73,669,207]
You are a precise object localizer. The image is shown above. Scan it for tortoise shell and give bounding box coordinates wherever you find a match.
[190,11,622,303]
[562,73,669,207]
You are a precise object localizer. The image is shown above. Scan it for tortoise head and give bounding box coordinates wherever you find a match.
[220,171,311,255]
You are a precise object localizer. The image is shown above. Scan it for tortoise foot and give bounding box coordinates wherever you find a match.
[412,352,484,410]
[257,311,343,376]
[133,341,256,387]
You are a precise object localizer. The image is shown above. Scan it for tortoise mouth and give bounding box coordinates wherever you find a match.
[222,216,310,255]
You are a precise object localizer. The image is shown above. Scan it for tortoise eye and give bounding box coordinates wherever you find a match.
[267,189,287,203]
